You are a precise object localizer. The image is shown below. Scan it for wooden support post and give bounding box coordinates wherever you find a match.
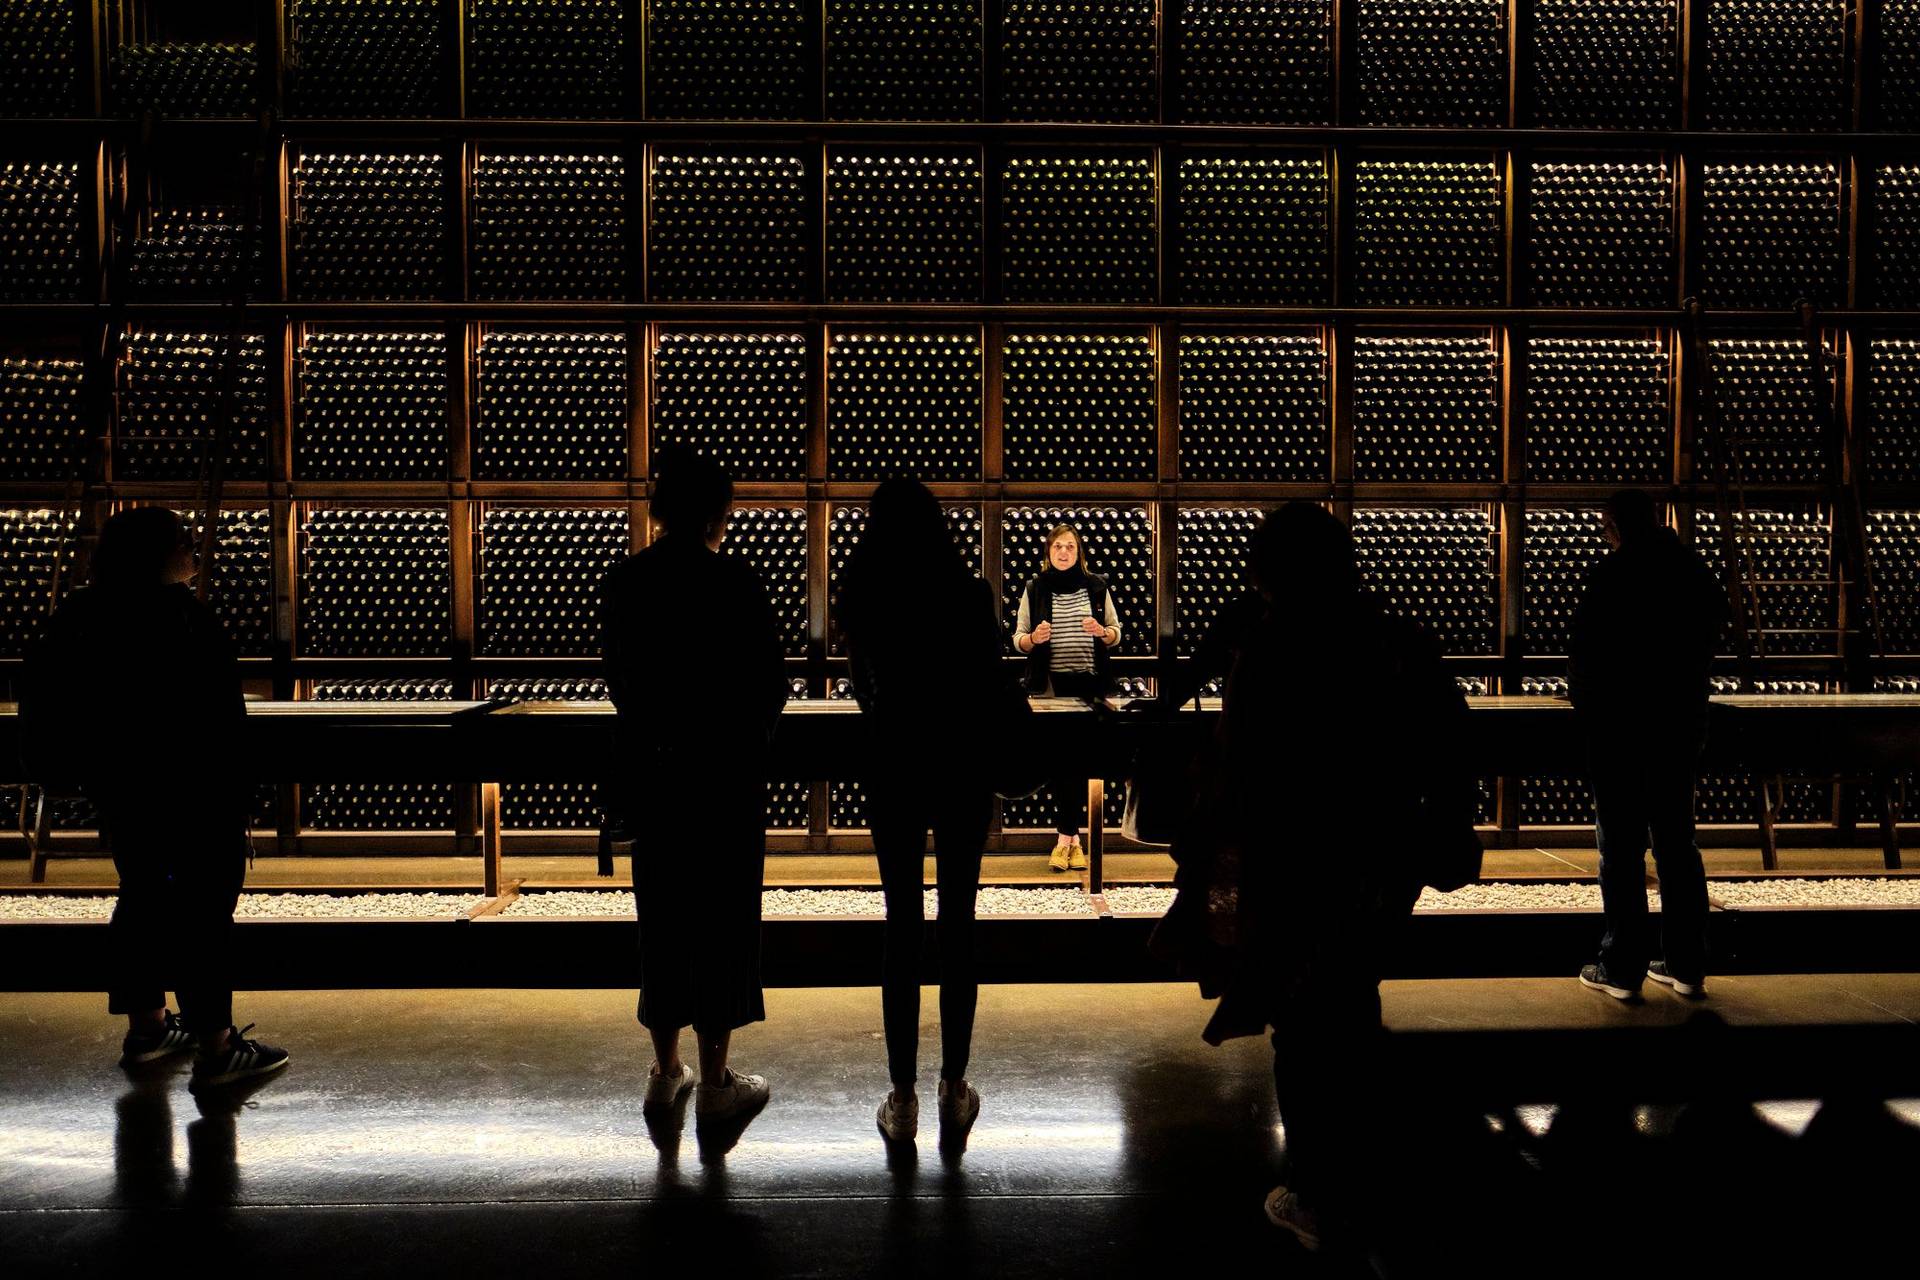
[482,780,502,897]
[1086,776,1105,895]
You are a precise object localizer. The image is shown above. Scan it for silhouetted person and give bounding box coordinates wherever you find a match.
[20,507,288,1091]
[837,478,1005,1147]
[1571,489,1725,1001]
[1152,503,1478,1252]
[601,449,786,1125]
[1010,521,1122,872]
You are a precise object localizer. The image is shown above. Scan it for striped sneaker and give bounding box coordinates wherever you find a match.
[1647,961,1706,998]
[119,1011,196,1067]
[189,1025,289,1093]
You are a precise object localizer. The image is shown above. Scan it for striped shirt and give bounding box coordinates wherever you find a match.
[1014,586,1122,680]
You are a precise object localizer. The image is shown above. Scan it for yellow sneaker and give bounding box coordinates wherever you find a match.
[1068,845,1088,871]
[1048,841,1072,873]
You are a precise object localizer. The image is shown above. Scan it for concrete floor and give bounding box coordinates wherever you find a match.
[3,981,1917,1277]
[3,845,1908,892]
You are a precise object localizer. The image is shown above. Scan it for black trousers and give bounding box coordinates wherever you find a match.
[871,777,992,1088]
[1588,729,1710,985]
[1048,670,1102,835]
[102,799,248,1037]
[1271,978,1388,1216]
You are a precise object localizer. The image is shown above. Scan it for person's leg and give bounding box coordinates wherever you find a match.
[931,790,990,1085]
[648,1024,685,1074]
[173,824,247,1049]
[694,1026,733,1084]
[872,787,928,1093]
[1273,977,1386,1222]
[1647,741,1710,982]
[103,808,169,1031]
[1590,753,1654,987]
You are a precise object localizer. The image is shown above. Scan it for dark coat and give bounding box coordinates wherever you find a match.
[1570,529,1726,736]
[20,583,247,819]
[1152,594,1477,1044]
[1019,571,1113,694]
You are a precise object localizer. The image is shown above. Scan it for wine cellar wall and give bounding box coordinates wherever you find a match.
[2,0,1918,851]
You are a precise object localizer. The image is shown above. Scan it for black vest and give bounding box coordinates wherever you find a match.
[1022,573,1112,694]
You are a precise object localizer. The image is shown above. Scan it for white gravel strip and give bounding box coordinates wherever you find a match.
[0,892,484,920]
[1103,885,1176,915]
[503,887,1098,919]
[1709,879,1920,908]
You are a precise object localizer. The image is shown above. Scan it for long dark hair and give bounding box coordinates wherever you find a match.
[91,507,188,589]
[836,478,972,649]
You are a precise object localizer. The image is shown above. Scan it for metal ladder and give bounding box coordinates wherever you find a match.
[1687,299,1896,868]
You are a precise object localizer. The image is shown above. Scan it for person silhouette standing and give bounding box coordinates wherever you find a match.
[836,478,1005,1147]
[601,449,788,1124]
[1572,489,1726,1000]
[20,507,287,1091]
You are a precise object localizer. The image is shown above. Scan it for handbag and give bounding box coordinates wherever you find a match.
[1121,697,1202,846]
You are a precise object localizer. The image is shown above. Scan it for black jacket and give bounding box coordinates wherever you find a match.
[20,583,247,813]
[600,534,788,763]
[1019,572,1113,694]
[1569,529,1726,731]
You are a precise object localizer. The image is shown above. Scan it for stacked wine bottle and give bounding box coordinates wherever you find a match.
[1001,333,1157,483]
[1001,154,1156,304]
[828,503,983,653]
[1000,506,1155,657]
[1867,512,1920,653]
[0,785,96,833]
[826,0,983,121]
[287,0,446,117]
[0,354,86,480]
[1885,1,1920,130]
[1176,0,1332,124]
[648,151,809,301]
[1175,154,1329,305]
[1000,0,1155,123]
[1701,674,1830,823]
[488,676,609,831]
[1874,163,1920,309]
[465,0,625,118]
[1702,0,1849,131]
[128,207,262,301]
[0,0,81,115]
[651,331,807,481]
[1699,337,1831,484]
[1177,333,1328,482]
[111,40,257,117]
[1524,336,1671,483]
[1867,340,1920,483]
[1697,161,1844,308]
[291,151,447,301]
[299,508,451,656]
[1354,0,1507,127]
[1176,508,1265,657]
[478,507,628,657]
[471,150,626,301]
[1523,508,1609,654]
[295,329,447,480]
[474,331,627,481]
[826,150,982,302]
[827,330,981,481]
[1527,161,1674,307]
[172,507,273,657]
[1695,509,1834,655]
[1351,159,1503,305]
[722,507,810,658]
[1001,779,1126,831]
[646,0,809,120]
[0,161,84,301]
[304,678,456,830]
[115,331,272,481]
[1529,0,1679,129]
[1352,336,1500,483]
[1352,507,1498,654]
[0,508,74,656]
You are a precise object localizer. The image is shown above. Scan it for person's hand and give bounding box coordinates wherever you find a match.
[1081,616,1106,637]
[1031,621,1053,645]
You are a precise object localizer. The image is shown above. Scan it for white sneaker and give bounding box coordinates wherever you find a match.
[643,1062,695,1113]
[1264,1186,1323,1252]
[877,1089,919,1143]
[937,1079,979,1136]
[695,1069,770,1122]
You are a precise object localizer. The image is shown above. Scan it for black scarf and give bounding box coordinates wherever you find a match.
[1039,564,1092,596]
